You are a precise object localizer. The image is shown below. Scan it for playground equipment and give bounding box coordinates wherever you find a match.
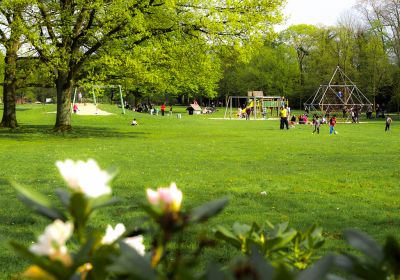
[72,85,125,114]
[304,66,372,120]
[224,92,288,120]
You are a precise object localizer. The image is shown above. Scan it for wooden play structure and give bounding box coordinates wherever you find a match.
[224,91,288,120]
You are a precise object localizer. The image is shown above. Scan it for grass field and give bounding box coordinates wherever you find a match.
[0,104,399,278]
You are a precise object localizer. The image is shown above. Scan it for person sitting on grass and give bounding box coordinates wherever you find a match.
[131,118,138,126]
[289,115,296,127]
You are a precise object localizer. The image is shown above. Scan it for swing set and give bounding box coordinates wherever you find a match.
[72,85,126,114]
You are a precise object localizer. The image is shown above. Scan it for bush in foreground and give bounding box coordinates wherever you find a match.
[10,159,400,279]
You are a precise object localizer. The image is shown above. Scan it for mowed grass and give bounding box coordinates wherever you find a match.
[0,104,399,278]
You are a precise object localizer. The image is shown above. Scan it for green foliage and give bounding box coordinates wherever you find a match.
[215,222,324,270]
[219,40,299,97]
[335,229,400,280]
[8,158,337,280]
[13,156,400,279]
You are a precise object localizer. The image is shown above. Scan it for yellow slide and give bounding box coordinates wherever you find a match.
[242,101,254,113]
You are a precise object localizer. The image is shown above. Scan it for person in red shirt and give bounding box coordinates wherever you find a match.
[73,103,79,114]
[161,104,166,116]
[329,115,337,134]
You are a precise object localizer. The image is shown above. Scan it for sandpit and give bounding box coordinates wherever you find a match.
[74,103,113,115]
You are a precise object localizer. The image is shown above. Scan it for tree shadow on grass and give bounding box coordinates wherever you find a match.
[0,124,148,140]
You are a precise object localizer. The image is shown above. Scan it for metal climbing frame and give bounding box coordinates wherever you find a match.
[304,66,372,119]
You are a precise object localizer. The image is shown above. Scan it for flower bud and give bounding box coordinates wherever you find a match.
[146,183,182,213]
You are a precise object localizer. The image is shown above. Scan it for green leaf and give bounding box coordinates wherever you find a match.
[107,242,156,280]
[297,255,334,280]
[13,182,66,221]
[141,203,162,220]
[344,230,383,262]
[190,197,228,223]
[232,222,252,237]
[91,196,119,211]
[383,236,400,276]
[55,188,70,208]
[205,263,227,280]
[69,193,90,239]
[266,230,297,252]
[10,241,72,278]
[249,247,275,279]
[214,225,242,249]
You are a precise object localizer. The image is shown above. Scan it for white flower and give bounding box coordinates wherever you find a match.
[30,220,73,256]
[146,182,183,212]
[56,159,112,198]
[101,223,126,245]
[122,235,145,256]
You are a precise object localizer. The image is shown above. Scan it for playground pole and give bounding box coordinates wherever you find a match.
[230,96,233,120]
[92,89,97,106]
[253,96,256,120]
[119,85,125,114]
[224,97,229,119]
[72,88,77,108]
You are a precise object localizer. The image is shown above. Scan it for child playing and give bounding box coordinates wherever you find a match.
[73,103,79,114]
[329,115,337,134]
[312,115,321,134]
[385,115,392,131]
[131,118,138,126]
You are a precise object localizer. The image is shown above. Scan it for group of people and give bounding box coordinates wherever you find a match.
[131,103,172,115]
[279,106,340,135]
[130,104,172,126]
[237,107,253,120]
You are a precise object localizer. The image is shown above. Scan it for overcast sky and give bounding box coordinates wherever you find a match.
[281,0,358,27]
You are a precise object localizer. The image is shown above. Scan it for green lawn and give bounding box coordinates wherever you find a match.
[0,104,399,278]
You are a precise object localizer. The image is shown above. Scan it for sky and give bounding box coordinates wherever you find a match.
[282,0,358,27]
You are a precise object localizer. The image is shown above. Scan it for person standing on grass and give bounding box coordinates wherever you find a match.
[245,107,251,120]
[312,115,321,134]
[169,105,173,115]
[73,103,79,114]
[329,115,337,135]
[161,104,166,116]
[385,115,392,131]
[279,106,288,130]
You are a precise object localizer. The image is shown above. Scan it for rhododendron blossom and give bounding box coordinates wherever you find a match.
[146,182,183,212]
[101,224,146,255]
[56,159,112,198]
[123,236,145,256]
[30,220,73,257]
[101,223,126,245]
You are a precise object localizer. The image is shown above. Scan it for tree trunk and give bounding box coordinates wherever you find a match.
[0,41,19,129]
[54,71,73,131]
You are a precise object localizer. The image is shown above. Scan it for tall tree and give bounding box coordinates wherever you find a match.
[23,0,285,131]
[81,33,223,102]
[219,41,299,98]
[280,24,318,86]
[0,0,26,128]
[356,0,400,109]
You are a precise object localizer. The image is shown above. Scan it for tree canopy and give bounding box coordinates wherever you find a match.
[1,0,400,130]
